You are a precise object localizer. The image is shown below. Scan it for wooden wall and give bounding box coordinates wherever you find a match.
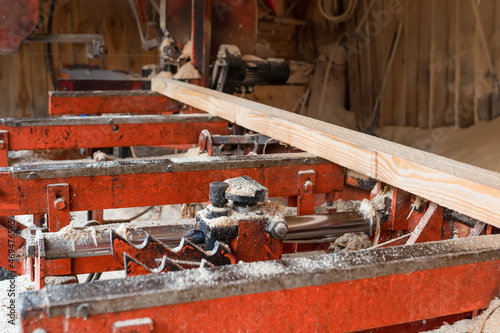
[0,0,158,118]
[346,0,500,129]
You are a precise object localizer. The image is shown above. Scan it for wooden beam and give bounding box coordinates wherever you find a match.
[152,77,500,227]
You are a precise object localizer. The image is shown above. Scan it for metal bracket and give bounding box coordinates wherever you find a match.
[47,184,70,233]
[0,130,8,167]
[25,34,107,58]
[297,170,316,215]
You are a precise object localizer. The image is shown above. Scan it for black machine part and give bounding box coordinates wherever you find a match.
[211,44,290,94]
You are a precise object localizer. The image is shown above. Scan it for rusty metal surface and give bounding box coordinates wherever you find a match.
[0,114,223,127]
[19,234,500,319]
[8,153,327,180]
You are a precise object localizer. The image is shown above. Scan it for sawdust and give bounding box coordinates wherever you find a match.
[377,116,500,173]
[329,233,372,252]
[173,62,201,80]
[199,201,287,228]
[116,224,132,240]
[326,199,362,212]
[425,298,500,333]
[0,275,34,333]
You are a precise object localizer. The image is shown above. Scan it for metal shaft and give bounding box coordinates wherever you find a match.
[27,213,369,260]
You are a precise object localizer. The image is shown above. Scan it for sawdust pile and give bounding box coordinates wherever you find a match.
[329,232,372,252]
[173,62,201,80]
[377,116,500,172]
[425,298,500,333]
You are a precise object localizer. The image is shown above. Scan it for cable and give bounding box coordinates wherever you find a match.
[317,0,358,23]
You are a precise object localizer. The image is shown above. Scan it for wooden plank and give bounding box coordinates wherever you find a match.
[456,0,476,128]
[390,0,406,127]
[473,0,496,121]
[446,0,458,126]
[0,55,16,117]
[378,0,396,128]
[152,77,500,227]
[12,47,35,118]
[403,0,419,127]
[28,42,49,117]
[417,0,431,129]
[51,0,75,80]
[429,0,449,128]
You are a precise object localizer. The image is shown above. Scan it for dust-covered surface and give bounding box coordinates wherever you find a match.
[0,275,34,333]
[377,117,500,173]
[329,233,372,252]
[425,298,500,333]
[199,200,287,228]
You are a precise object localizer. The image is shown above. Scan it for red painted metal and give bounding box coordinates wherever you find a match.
[0,218,25,275]
[297,170,316,215]
[0,163,343,216]
[57,79,147,91]
[0,120,230,151]
[49,91,179,115]
[21,260,500,332]
[0,130,8,167]
[229,218,282,263]
[46,184,70,232]
[407,203,453,244]
[0,0,38,53]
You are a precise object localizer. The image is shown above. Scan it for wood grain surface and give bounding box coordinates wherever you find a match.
[152,77,500,227]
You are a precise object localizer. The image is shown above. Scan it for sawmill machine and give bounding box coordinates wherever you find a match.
[0,0,499,332]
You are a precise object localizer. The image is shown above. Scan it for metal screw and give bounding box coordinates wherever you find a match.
[0,140,4,149]
[27,172,36,179]
[54,198,66,210]
[272,223,288,239]
[76,303,90,319]
[166,165,172,172]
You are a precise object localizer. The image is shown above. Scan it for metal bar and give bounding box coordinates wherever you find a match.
[443,208,483,228]
[0,115,229,150]
[26,34,104,43]
[20,235,500,331]
[49,91,179,115]
[28,213,367,260]
[0,154,344,215]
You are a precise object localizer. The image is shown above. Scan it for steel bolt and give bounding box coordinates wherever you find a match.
[272,223,288,239]
[27,172,36,179]
[303,180,313,192]
[0,140,4,149]
[54,198,66,210]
